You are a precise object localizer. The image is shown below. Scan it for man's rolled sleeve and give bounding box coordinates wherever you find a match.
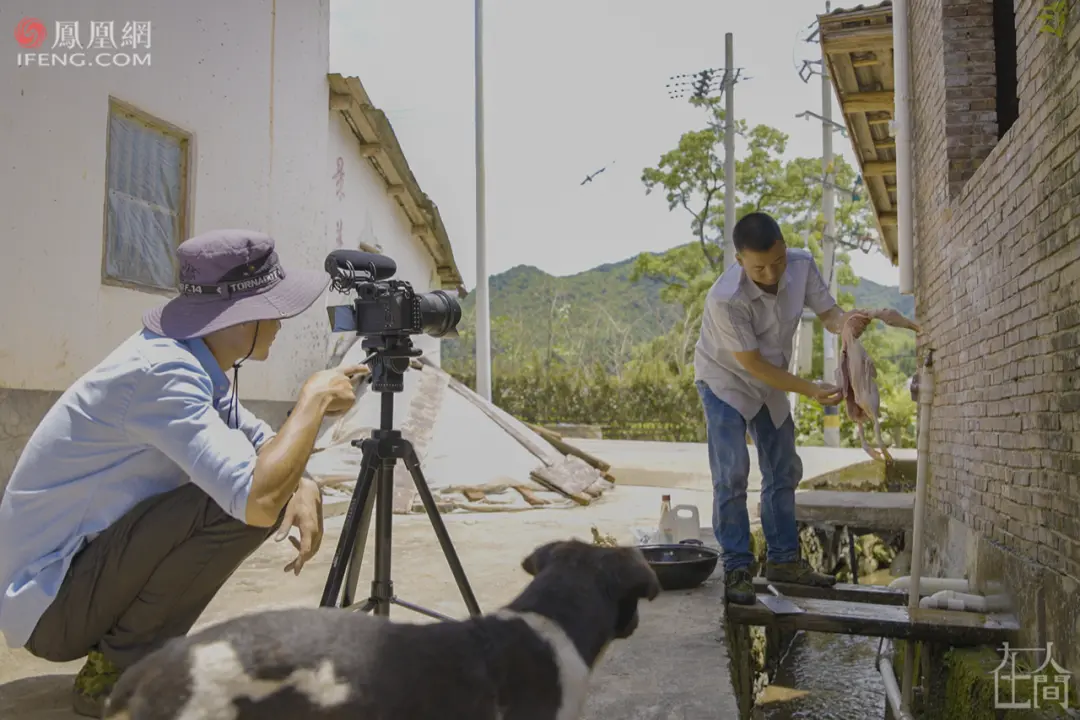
[805,259,838,315]
[709,297,759,353]
[124,360,256,522]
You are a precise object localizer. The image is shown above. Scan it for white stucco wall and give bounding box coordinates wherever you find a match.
[325,112,442,364]
[0,0,446,403]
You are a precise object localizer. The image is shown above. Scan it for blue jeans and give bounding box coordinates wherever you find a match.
[696,381,803,573]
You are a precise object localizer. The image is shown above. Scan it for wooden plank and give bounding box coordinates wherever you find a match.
[879,211,898,225]
[751,578,915,606]
[822,25,894,54]
[863,160,897,176]
[530,456,600,505]
[841,91,894,112]
[442,373,558,467]
[727,596,1021,647]
[525,421,612,472]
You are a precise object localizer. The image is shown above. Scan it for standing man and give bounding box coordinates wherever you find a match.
[0,229,368,716]
[694,212,879,605]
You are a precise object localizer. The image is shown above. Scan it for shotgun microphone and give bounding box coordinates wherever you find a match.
[325,249,398,281]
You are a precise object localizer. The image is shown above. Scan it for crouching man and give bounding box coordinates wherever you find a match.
[0,229,368,716]
[694,212,880,605]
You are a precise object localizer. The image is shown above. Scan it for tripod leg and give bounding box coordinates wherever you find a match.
[370,459,396,617]
[342,477,376,608]
[403,443,482,617]
[319,443,377,608]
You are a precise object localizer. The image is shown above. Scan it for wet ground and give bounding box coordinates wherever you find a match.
[754,570,894,720]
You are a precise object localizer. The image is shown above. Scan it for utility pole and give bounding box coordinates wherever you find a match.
[723,33,736,271]
[820,0,840,447]
[473,0,492,401]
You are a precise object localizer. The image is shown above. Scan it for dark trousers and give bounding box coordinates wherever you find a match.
[24,483,280,669]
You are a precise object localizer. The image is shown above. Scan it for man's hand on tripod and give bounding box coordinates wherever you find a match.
[301,364,369,415]
[276,476,324,575]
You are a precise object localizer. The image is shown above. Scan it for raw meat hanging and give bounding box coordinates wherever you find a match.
[836,309,920,461]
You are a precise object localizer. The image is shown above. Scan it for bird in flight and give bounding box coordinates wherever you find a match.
[580,161,615,186]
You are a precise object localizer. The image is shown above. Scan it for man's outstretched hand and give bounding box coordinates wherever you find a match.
[846,309,922,339]
[810,382,845,406]
[276,476,324,575]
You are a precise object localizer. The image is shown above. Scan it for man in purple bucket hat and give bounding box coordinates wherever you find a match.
[0,229,368,716]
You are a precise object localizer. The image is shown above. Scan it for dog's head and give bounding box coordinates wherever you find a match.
[522,539,660,639]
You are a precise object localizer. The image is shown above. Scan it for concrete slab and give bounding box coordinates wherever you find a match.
[0,484,736,719]
[765,490,915,531]
[569,439,910,493]
[582,539,739,720]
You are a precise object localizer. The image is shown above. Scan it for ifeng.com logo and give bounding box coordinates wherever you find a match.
[14,18,151,68]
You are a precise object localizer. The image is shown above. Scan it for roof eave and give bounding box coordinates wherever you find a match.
[817,1,900,265]
[327,73,464,290]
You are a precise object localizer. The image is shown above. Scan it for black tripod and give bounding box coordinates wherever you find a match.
[319,335,481,620]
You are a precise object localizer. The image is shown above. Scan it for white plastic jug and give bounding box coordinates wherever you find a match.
[670,504,701,543]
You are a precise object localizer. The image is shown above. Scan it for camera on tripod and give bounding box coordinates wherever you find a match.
[323,249,463,392]
[324,249,462,339]
[317,249,481,620]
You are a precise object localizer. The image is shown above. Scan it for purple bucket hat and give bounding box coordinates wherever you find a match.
[143,229,329,340]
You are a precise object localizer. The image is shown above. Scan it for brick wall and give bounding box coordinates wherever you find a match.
[909,0,1080,665]
[941,0,1001,198]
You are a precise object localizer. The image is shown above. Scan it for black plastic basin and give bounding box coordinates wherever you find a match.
[639,541,720,591]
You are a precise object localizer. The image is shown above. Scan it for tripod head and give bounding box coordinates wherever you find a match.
[357,334,423,394]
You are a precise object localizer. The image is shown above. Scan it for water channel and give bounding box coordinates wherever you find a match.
[753,570,893,720]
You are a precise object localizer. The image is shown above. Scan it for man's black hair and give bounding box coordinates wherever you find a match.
[733,212,784,253]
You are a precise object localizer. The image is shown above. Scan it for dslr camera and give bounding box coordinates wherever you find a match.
[324,249,462,339]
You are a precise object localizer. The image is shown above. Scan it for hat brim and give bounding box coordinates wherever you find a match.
[143,269,330,340]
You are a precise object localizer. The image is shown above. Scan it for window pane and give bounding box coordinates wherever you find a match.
[105,190,177,290]
[103,106,186,291]
[107,112,183,212]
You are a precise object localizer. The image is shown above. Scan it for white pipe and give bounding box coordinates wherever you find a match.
[889,575,969,593]
[473,0,492,401]
[878,640,916,720]
[919,590,1012,612]
[903,350,934,709]
[894,0,914,294]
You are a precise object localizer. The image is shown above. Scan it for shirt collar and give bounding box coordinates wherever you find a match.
[183,337,231,399]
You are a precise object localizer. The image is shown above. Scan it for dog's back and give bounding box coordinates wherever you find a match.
[105,607,504,720]
[106,540,660,720]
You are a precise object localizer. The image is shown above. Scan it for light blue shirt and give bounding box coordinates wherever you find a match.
[0,329,275,649]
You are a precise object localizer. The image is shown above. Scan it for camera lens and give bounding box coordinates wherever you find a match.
[416,290,462,338]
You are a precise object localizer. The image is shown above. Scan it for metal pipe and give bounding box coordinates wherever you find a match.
[820,1,840,448]
[878,640,917,720]
[473,0,492,401]
[723,32,736,271]
[903,349,934,709]
[894,0,914,294]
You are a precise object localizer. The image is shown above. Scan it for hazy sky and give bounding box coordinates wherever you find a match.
[329,0,900,289]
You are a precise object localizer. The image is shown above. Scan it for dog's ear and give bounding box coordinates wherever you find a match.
[607,547,661,639]
[612,547,661,602]
[522,541,563,577]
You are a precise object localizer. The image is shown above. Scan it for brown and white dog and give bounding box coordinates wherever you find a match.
[103,539,660,720]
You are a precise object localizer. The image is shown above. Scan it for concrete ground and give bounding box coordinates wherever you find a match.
[0,439,878,719]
